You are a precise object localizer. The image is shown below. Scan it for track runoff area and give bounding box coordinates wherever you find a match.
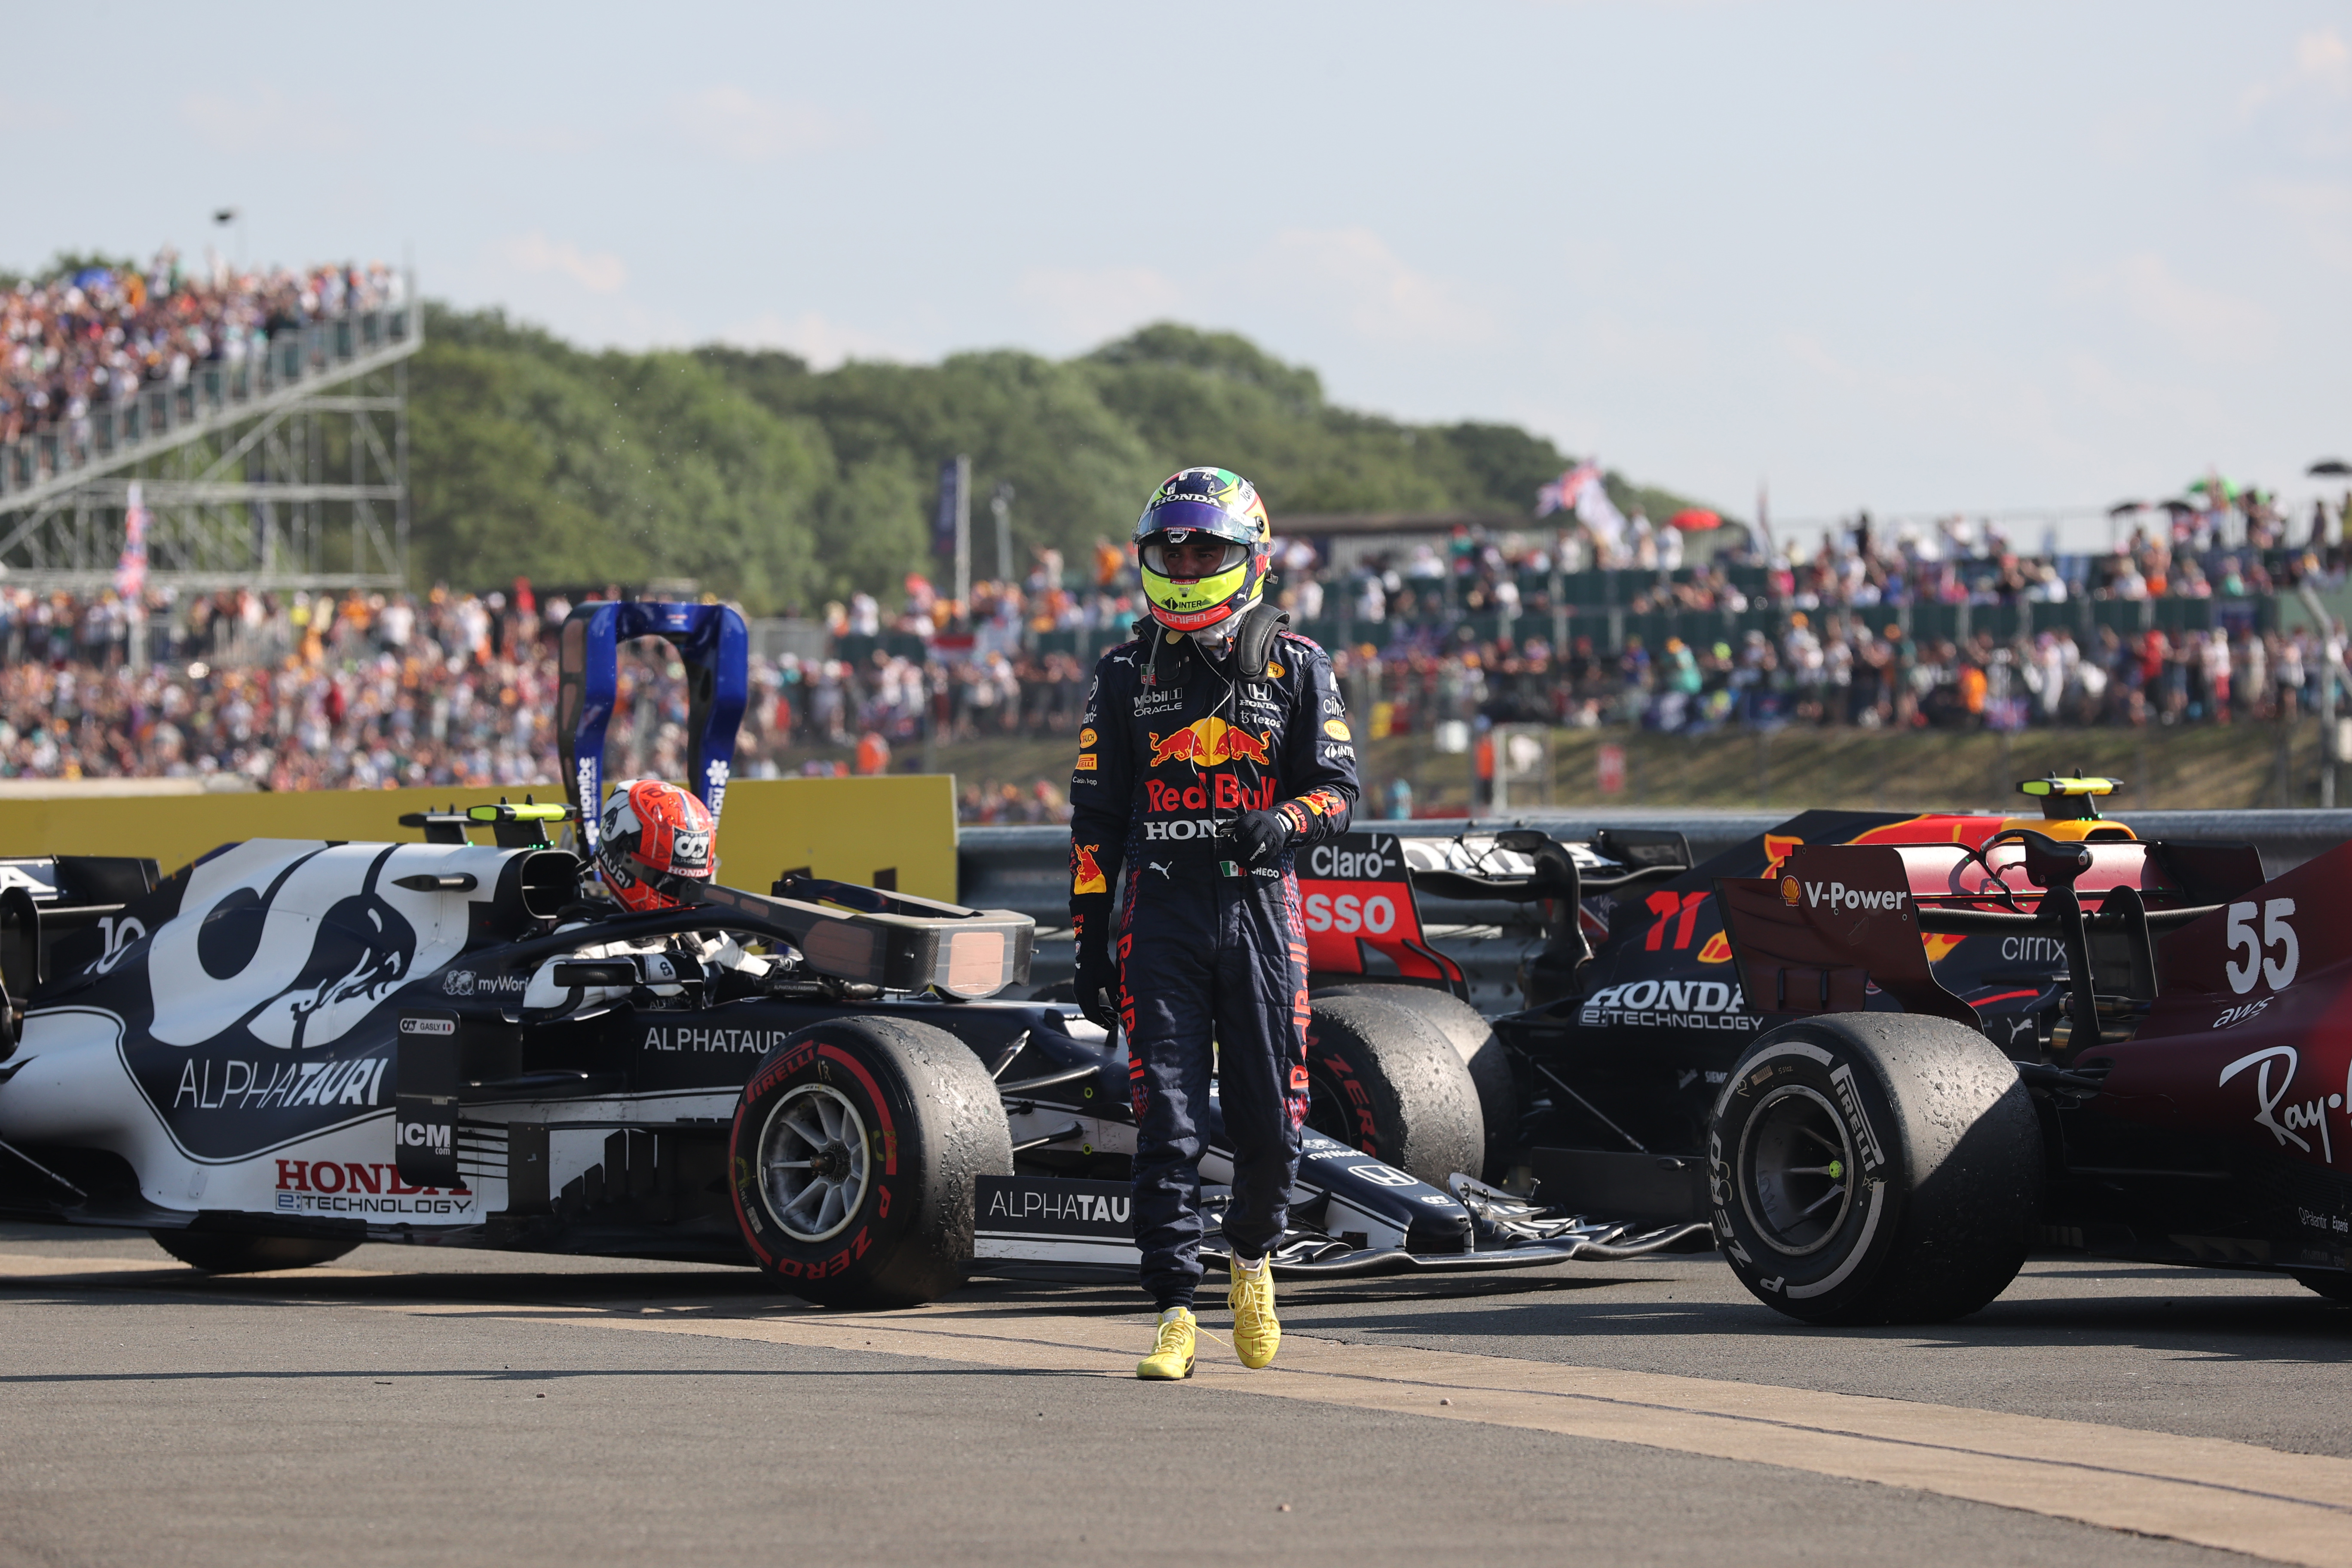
[3,1228,2348,1568]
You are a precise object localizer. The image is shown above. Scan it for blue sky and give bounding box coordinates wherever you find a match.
[10,2,2349,542]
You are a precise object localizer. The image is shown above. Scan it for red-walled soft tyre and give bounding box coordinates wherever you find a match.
[729,1016,1012,1309]
[1317,983,1519,1182]
[1302,994,1484,1189]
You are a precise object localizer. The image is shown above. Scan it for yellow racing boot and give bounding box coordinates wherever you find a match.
[1136,1307,1197,1380]
[1228,1255,1280,1369]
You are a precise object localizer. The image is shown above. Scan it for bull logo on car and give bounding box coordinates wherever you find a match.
[1146,717,1272,770]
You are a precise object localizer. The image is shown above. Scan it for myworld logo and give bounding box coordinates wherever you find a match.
[1803,881,1909,913]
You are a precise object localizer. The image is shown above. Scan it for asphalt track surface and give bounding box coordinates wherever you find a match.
[3,1225,2350,1568]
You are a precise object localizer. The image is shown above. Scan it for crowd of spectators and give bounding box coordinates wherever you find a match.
[2,483,2347,821]
[2,249,404,445]
[0,585,814,793]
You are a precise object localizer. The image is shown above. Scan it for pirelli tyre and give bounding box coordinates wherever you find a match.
[729,1016,1013,1309]
[1303,994,1484,1189]
[1707,1013,2043,1326]
[150,1231,360,1274]
[1317,983,1518,1182]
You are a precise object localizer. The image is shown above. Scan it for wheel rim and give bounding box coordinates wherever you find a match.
[1737,1083,1856,1256]
[756,1084,870,1243]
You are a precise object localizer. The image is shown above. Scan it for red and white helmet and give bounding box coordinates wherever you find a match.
[597,778,715,913]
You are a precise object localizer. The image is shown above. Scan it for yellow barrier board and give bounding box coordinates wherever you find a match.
[0,776,959,902]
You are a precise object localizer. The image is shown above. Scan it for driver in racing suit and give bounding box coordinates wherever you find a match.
[1068,467,1359,1380]
[523,778,779,1011]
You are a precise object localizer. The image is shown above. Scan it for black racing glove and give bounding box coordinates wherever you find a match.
[1073,941,1121,1033]
[1228,808,1295,866]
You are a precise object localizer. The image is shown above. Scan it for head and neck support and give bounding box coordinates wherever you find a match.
[556,601,749,855]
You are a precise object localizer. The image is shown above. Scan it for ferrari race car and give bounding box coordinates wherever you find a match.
[1281,777,2283,1240]
[0,602,1702,1306]
[1700,819,2352,1322]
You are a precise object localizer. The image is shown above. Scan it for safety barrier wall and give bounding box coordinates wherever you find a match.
[0,775,959,902]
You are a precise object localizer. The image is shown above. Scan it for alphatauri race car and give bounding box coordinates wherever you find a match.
[0,603,1702,1305]
[1282,778,2278,1242]
[1701,819,2352,1322]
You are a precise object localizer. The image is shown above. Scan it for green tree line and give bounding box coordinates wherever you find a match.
[410,307,1718,613]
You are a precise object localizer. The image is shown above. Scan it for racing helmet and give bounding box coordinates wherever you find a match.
[1133,467,1272,634]
[596,778,716,913]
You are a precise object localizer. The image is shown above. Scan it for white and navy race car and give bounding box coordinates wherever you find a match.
[0,811,1701,1307]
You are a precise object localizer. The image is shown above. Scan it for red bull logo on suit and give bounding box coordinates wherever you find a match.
[1145,717,1274,770]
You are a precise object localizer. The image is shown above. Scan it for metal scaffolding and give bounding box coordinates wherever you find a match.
[0,300,420,591]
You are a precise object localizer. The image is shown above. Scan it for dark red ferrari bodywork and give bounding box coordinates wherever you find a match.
[1715,835,2352,1279]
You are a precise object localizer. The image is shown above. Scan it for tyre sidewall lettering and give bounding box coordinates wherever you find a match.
[1307,1029,1382,1154]
[1710,1036,1902,1303]
[729,1032,911,1280]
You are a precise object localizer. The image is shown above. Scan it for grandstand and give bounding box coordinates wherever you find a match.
[0,264,416,591]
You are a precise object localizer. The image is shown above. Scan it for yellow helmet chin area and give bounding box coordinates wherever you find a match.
[1143,559,1250,614]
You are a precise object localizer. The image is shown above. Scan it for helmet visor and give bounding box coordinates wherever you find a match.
[1140,538,1251,580]
[1133,498,1263,548]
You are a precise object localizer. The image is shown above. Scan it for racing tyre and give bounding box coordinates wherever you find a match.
[1303,994,1484,1188]
[150,1231,360,1274]
[1318,983,1519,1182]
[2293,1271,2352,1305]
[730,1016,1013,1309]
[1708,1013,2043,1326]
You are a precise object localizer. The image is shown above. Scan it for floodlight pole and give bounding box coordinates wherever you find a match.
[2300,581,2338,808]
[954,453,972,608]
[991,481,1014,584]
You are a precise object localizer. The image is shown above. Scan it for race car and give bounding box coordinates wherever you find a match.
[0,602,1703,1307]
[1703,820,2352,1322]
[1284,777,2274,1235]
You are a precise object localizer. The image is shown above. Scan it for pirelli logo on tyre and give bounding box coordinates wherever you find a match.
[1828,1063,1887,1173]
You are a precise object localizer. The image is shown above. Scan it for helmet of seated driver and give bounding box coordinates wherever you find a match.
[1133,466,1272,635]
[597,778,715,913]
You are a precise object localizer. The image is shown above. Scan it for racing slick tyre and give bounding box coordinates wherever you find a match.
[2293,1271,2352,1305]
[1707,1013,2043,1326]
[1303,994,1484,1189]
[149,1231,360,1274]
[729,1016,1013,1310]
[1318,983,1519,1182]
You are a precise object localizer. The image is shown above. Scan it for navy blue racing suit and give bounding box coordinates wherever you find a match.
[1068,613,1360,1307]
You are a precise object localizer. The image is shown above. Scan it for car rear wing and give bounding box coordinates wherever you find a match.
[1296,827,1692,1006]
[1714,833,2251,1056]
